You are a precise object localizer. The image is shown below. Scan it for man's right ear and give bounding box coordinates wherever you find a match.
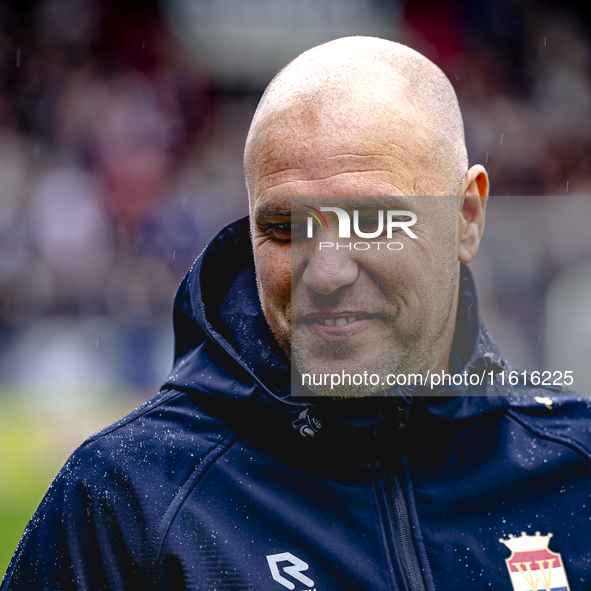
[457,165,488,265]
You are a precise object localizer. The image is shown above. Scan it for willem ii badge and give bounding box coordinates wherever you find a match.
[499,532,570,591]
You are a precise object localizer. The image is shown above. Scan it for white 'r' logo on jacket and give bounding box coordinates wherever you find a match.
[266,552,315,590]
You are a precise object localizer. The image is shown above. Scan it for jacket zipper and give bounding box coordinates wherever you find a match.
[383,463,427,591]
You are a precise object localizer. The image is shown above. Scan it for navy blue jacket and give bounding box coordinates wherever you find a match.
[3,217,591,591]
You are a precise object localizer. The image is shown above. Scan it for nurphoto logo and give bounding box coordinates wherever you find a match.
[302,205,417,251]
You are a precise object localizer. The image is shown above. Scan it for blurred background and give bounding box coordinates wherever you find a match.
[1,0,591,573]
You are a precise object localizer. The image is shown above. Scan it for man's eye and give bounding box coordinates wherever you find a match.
[264,221,305,241]
[356,216,386,235]
[266,222,291,235]
[357,216,379,229]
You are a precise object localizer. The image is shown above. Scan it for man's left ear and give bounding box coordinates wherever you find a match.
[457,165,489,264]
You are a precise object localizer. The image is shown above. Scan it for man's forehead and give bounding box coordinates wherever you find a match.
[248,97,430,194]
[256,139,411,180]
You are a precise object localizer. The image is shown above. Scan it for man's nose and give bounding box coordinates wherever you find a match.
[302,244,359,294]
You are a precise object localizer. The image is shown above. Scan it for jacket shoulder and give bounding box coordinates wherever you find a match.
[74,388,236,487]
[506,391,591,463]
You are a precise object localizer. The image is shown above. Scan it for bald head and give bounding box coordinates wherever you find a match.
[244,36,469,200]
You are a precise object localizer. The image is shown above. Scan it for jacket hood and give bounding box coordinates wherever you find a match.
[163,217,510,456]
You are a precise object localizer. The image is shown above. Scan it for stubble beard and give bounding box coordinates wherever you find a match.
[290,270,459,398]
[291,325,425,397]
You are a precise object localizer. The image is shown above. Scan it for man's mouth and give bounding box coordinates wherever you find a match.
[311,314,367,327]
[294,312,377,343]
[299,313,373,327]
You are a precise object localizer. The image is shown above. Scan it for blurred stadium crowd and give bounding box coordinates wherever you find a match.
[0,0,590,392]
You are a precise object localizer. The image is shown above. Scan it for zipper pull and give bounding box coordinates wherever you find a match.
[397,406,410,429]
[292,409,322,438]
[467,351,506,375]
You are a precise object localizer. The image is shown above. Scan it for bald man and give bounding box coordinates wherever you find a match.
[3,37,590,591]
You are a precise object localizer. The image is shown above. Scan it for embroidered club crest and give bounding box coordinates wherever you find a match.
[499,532,570,591]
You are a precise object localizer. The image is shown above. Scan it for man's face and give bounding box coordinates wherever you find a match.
[249,109,462,395]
